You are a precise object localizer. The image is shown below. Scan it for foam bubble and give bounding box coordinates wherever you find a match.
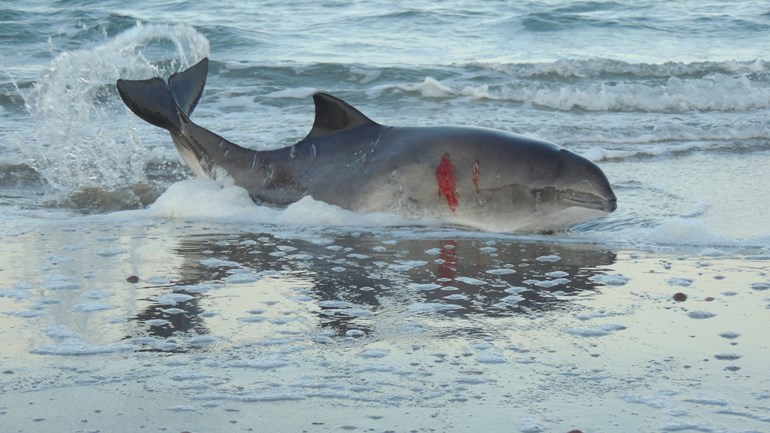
[687,310,716,319]
[186,336,219,347]
[81,290,114,300]
[44,326,79,339]
[667,278,694,287]
[565,323,627,337]
[96,248,127,257]
[517,418,546,433]
[389,260,428,271]
[473,343,507,364]
[408,283,443,291]
[684,395,729,406]
[486,268,516,275]
[505,286,529,294]
[407,302,463,313]
[661,422,714,432]
[224,272,262,284]
[5,308,45,318]
[525,277,570,288]
[454,276,487,286]
[359,348,390,359]
[200,258,241,268]
[172,283,222,293]
[355,363,401,373]
[29,341,135,356]
[42,275,82,291]
[195,391,306,402]
[0,282,34,301]
[535,254,560,262]
[230,358,290,369]
[72,302,116,313]
[499,294,525,305]
[167,405,197,412]
[154,293,194,305]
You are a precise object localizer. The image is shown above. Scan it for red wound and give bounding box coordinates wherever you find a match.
[472,160,480,193]
[436,153,458,212]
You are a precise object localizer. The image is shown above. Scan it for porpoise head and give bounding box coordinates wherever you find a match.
[500,145,616,231]
[551,148,617,213]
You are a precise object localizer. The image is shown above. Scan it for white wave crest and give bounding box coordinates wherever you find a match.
[19,23,210,197]
[386,58,770,113]
[479,58,769,79]
[516,75,770,112]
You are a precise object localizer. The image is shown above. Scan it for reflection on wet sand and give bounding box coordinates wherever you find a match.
[132,231,617,343]
[4,219,768,433]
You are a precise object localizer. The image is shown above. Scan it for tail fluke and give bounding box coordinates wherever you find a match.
[168,58,208,116]
[116,58,258,181]
[116,76,182,132]
[116,58,209,133]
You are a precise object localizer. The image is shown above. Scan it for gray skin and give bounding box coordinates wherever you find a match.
[117,58,616,233]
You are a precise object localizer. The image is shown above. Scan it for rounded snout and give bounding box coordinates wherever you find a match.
[604,195,618,212]
[556,149,617,213]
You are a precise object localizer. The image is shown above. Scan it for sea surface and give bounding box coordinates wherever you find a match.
[2,0,770,245]
[1,2,770,432]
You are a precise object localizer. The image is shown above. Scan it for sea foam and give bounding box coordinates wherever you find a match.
[143,178,409,229]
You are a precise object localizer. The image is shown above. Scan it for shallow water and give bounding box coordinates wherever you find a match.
[2,1,770,432]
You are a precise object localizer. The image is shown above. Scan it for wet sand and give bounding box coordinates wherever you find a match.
[1,215,769,433]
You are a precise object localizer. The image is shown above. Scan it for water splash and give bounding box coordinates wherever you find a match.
[18,23,209,208]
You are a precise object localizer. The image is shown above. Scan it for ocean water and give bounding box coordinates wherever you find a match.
[2,0,770,245]
[2,2,770,432]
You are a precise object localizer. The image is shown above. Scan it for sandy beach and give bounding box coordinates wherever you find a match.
[1,211,768,433]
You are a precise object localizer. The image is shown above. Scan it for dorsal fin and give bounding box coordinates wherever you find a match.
[307,93,379,139]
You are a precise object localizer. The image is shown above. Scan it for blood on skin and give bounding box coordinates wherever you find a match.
[435,153,459,212]
[472,160,480,193]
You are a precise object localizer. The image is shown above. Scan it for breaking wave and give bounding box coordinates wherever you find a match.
[390,59,770,113]
[13,23,209,206]
[221,57,770,113]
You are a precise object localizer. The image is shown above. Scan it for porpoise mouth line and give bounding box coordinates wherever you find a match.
[564,196,617,212]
